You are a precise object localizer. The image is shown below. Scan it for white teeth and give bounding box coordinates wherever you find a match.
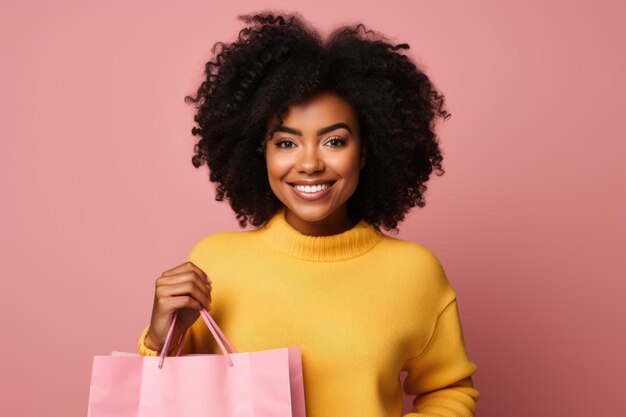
[294,183,332,193]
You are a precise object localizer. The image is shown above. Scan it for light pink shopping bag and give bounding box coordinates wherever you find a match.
[87,308,306,417]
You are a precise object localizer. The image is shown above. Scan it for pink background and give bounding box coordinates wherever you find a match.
[2,1,624,416]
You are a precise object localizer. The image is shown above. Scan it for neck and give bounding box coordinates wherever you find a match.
[284,206,357,236]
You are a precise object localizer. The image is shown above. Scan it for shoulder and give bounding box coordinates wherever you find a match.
[186,229,257,262]
[378,234,456,297]
[379,234,444,270]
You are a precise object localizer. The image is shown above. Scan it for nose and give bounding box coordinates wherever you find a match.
[296,143,324,173]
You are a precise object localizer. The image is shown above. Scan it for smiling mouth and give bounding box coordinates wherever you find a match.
[287,181,336,193]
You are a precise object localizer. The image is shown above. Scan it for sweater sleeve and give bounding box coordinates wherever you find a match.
[137,325,158,356]
[401,297,480,417]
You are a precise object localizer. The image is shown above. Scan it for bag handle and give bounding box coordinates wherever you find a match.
[158,308,238,369]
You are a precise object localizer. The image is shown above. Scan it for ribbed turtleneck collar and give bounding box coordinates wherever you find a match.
[258,207,384,262]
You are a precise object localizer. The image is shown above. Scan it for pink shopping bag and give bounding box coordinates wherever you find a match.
[87,308,306,417]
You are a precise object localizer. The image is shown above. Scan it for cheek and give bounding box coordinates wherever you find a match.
[266,153,292,180]
[329,150,361,177]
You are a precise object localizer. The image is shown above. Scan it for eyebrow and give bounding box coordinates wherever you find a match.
[271,122,353,137]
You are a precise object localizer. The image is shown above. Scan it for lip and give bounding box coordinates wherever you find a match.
[288,181,335,201]
[287,180,337,186]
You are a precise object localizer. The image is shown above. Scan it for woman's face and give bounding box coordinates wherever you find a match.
[264,91,367,235]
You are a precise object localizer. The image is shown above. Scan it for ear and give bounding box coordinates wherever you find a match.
[359,142,367,169]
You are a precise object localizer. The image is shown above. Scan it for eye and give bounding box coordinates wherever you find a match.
[325,136,347,147]
[275,138,296,149]
[274,136,347,149]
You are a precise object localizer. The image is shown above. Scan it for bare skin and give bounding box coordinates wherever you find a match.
[264,91,367,236]
[143,261,212,354]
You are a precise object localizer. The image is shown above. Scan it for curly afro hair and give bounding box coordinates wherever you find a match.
[184,11,450,233]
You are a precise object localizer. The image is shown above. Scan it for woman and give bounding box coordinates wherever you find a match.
[138,12,480,417]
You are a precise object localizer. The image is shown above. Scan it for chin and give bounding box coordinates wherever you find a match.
[286,205,338,221]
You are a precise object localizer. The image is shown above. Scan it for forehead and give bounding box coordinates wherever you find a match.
[267,92,358,131]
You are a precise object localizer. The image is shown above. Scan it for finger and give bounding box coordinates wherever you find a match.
[162,261,211,284]
[160,262,189,277]
[159,281,211,310]
[154,272,212,310]
[159,295,204,314]
[156,271,212,300]
[158,280,210,307]
[186,262,211,284]
[157,290,210,314]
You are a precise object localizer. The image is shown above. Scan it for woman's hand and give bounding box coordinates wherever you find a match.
[143,261,212,353]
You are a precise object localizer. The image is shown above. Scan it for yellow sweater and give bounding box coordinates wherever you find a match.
[138,207,480,416]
